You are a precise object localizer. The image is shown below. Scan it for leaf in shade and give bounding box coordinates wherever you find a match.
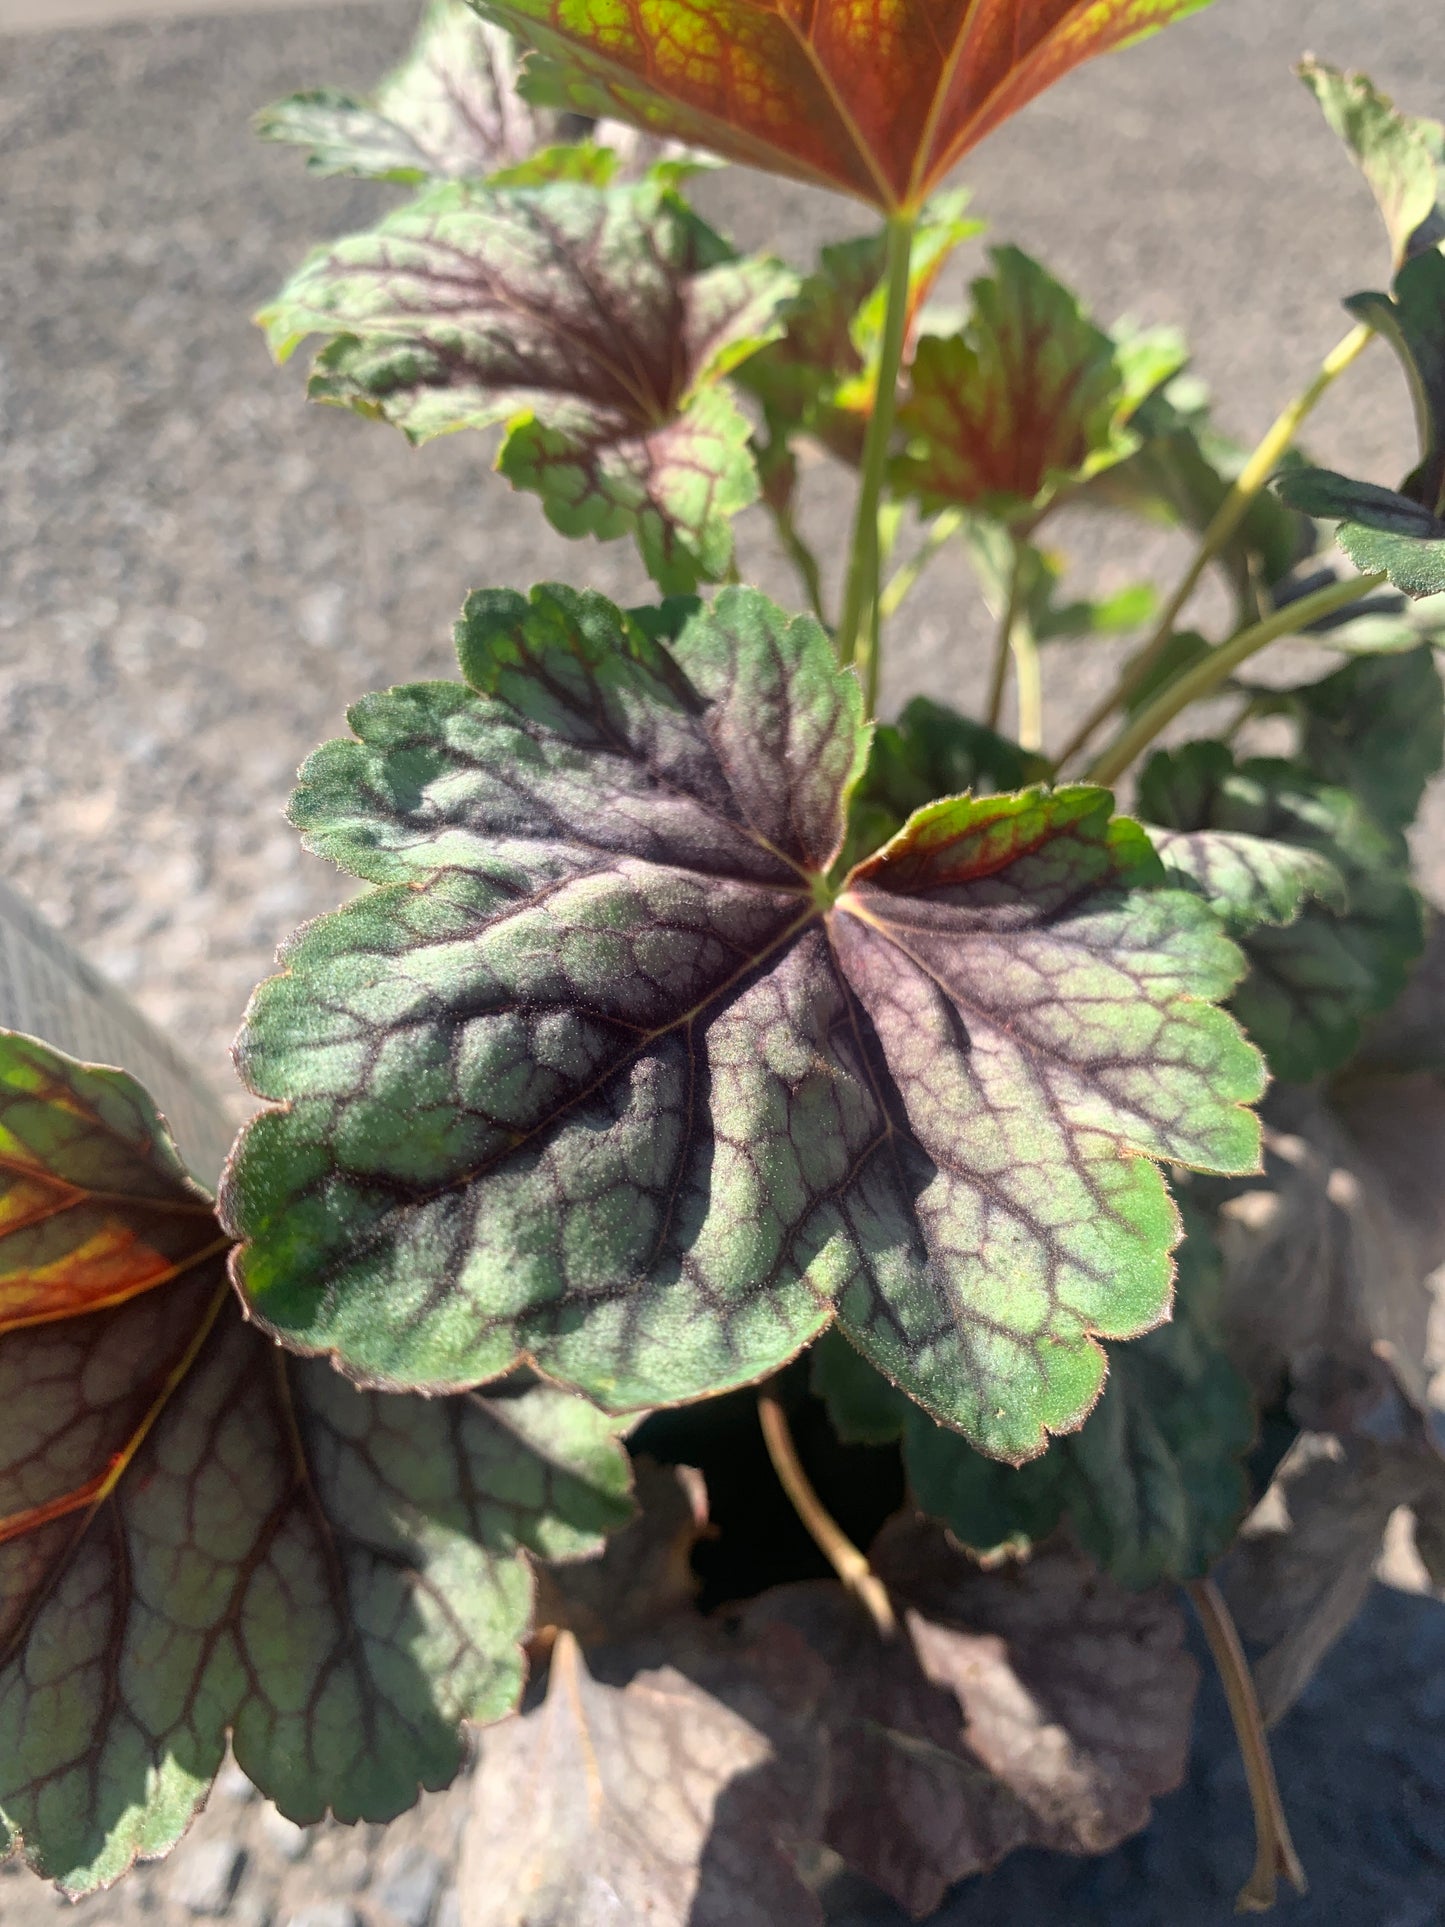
[1289,644,1445,834]
[1298,58,1445,267]
[840,693,1049,870]
[817,1211,1254,1588]
[474,0,1215,213]
[255,3,554,183]
[1346,249,1445,515]
[221,583,1262,1462]
[1353,910,1445,1075]
[0,1032,632,1896]
[462,1521,1196,1925]
[258,179,794,592]
[963,522,1159,652]
[1138,742,1423,1080]
[1222,1429,1445,1727]
[893,249,1185,518]
[1125,628,1213,714]
[736,193,983,466]
[533,1457,709,1643]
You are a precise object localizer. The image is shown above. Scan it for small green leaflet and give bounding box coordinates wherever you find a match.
[1138,743,1423,1081]
[222,584,1263,1463]
[0,1032,631,1895]
[813,1209,1253,1588]
[1299,58,1445,267]
[893,248,1185,518]
[258,177,795,593]
[1281,249,1445,601]
[255,2,556,184]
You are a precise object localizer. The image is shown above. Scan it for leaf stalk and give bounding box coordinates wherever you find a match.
[1084,572,1387,787]
[838,211,917,714]
[1187,1576,1307,1912]
[757,1384,897,1640]
[1055,320,1376,768]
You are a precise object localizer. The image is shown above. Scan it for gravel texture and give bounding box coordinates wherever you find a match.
[2,2,1445,1922]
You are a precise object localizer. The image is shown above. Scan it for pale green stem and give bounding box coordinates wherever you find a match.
[838,211,917,713]
[880,508,966,621]
[1011,620,1044,753]
[1055,321,1376,771]
[1085,573,1387,788]
[984,540,1026,733]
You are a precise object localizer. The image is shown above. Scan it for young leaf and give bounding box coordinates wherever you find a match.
[1289,643,1445,834]
[893,248,1185,518]
[463,1522,1196,1923]
[255,3,554,184]
[1298,57,1445,267]
[258,178,794,592]
[817,1211,1255,1588]
[736,193,983,466]
[840,692,1049,869]
[473,0,1216,213]
[222,584,1263,1463]
[1279,469,1445,600]
[0,1032,631,1895]
[1139,743,1423,1080]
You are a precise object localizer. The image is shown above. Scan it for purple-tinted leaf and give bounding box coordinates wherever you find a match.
[258,178,794,592]
[222,585,1262,1462]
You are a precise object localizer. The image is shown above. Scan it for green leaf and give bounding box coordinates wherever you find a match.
[1138,743,1423,1079]
[963,522,1158,648]
[1277,468,1445,600]
[735,192,983,466]
[255,3,552,184]
[1145,825,1347,935]
[1298,57,1445,266]
[893,248,1185,518]
[818,1213,1254,1588]
[1290,644,1445,833]
[1125,628,1213,714]
[258,178,795,592]
[1346,249,1445,515]
[840,693,1049,870]
[0,1031,631,1895]
[221,584,1262,1462]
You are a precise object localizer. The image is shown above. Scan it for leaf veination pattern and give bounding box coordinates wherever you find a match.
[259,178,793,592]
[472,0,1215,212]
[223,585,1262,1461]
[0,1034,631,1895]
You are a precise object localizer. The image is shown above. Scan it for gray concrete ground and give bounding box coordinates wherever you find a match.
[2,2,1445,1922]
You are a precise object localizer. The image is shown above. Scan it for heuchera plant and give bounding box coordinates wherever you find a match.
[5,5,1445,1918]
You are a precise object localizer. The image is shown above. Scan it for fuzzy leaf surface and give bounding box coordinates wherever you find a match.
[894,248,1184,516]
[1299,57,1445,266]
[255,3,552,183]
[259,179,792,592]
[0,1033,631,1895]
[1139,743,1422,1080]
[463,1521,1195,1923]
[817,1211,1253,1587]
[222,584,1261,1461]
[474,0,1214,212]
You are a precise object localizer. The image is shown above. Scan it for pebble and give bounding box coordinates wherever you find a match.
[167,1842,245,1917]
[283,1908,360,1927]
[375,1847,445,1927]
[213,1762,259,1806]
[434,1891,461,1927]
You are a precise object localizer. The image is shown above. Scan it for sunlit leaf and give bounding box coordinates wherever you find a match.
[1139,743,1423,1080]
[0,1033,631,1896]
[472,0,1216,213]
[462,1521,1196,1923]
[256,3,553,183]
[221,584,1262,1462]
[816,1209,1254,1587]
[1299,57,1445,267]
[258,178,794,592]
[736,193,982,466]
[893,248,1185,517]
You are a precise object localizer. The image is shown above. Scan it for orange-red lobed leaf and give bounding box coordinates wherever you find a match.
[480,0,1216,211]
